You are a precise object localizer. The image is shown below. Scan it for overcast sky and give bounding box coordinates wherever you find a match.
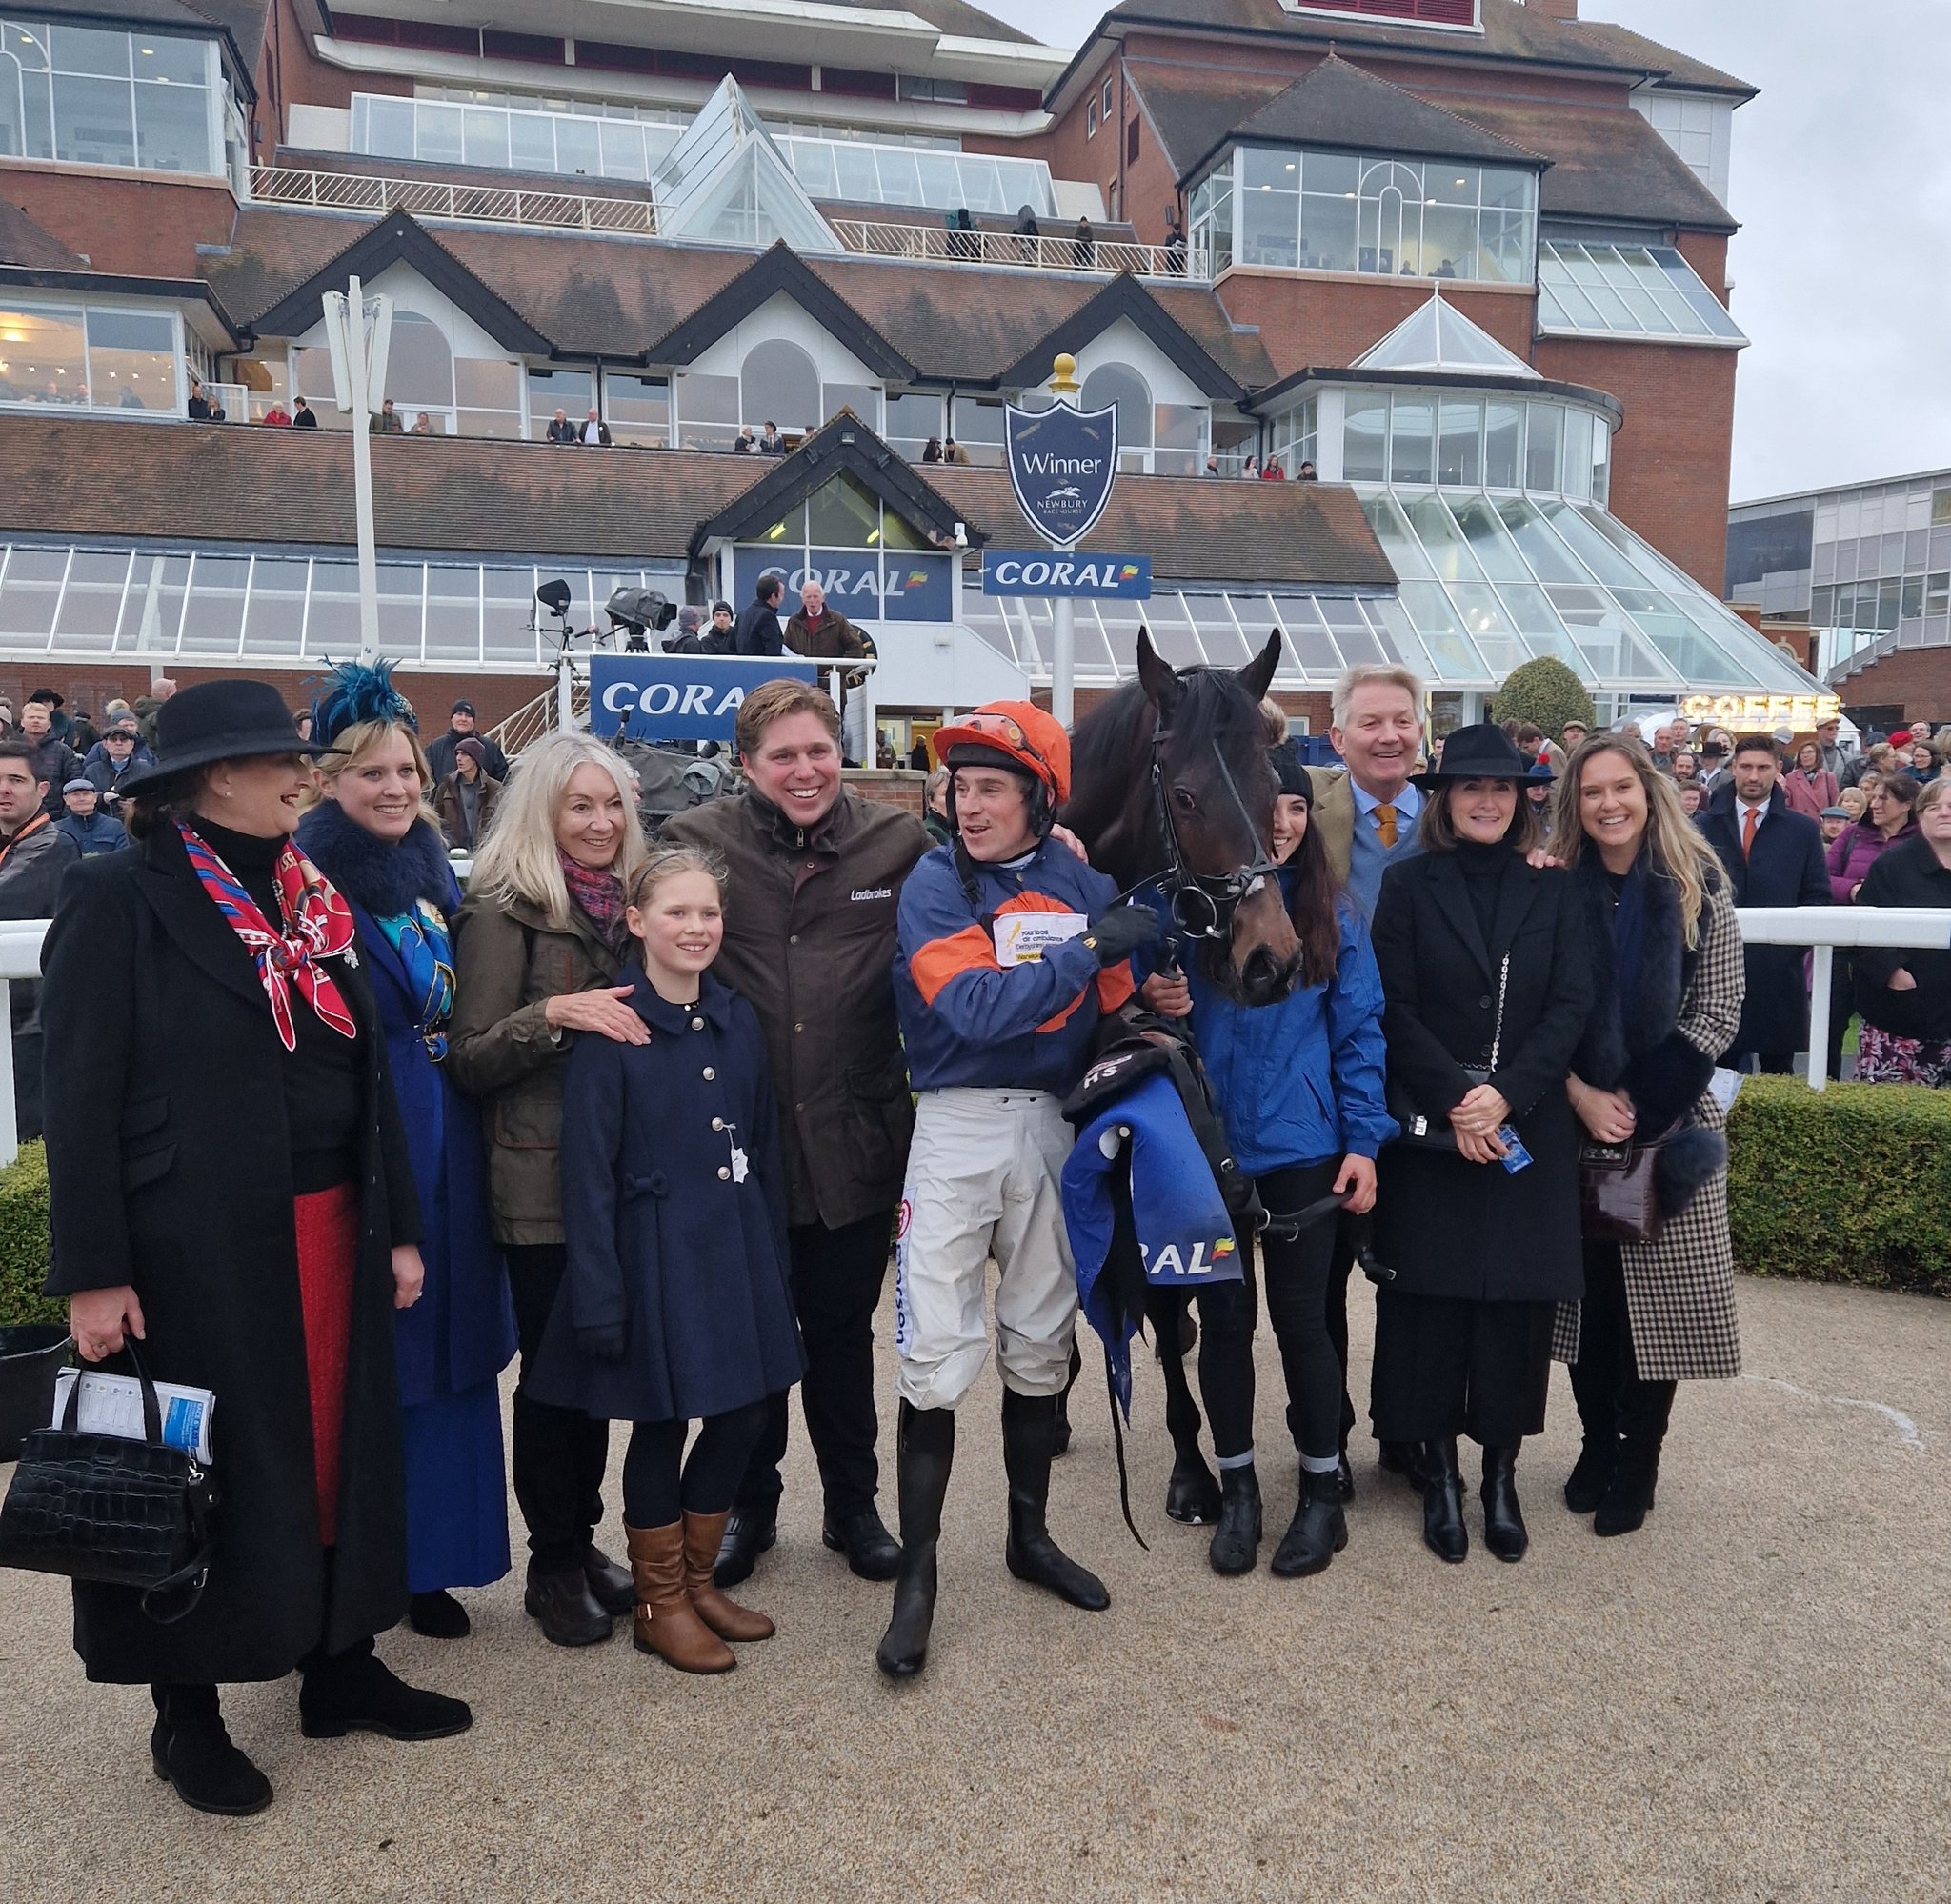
[977,0,1951,504]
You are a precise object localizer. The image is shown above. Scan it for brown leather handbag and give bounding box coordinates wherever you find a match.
[1578,1125,1675,1244]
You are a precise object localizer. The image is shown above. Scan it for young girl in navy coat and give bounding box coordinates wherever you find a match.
[525,844,805,1674]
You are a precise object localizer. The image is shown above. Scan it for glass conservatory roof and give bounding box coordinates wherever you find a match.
[651,77,839,253]
[964,491,1820,699]
[1355,291,1540,380]
[1536,240,1747,345]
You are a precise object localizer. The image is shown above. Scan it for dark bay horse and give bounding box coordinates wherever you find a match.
[1062,627,1301,1521]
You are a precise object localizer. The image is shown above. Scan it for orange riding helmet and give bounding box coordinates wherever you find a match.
[935,701,1071,836]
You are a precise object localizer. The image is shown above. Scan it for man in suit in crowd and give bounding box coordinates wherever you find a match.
[1306,662,1430,1493]
[1700,735,1831,1073]
[733,573,787,656]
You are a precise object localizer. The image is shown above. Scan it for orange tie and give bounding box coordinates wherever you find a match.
[1741,807,1758,861]
[1376,804,1398,848]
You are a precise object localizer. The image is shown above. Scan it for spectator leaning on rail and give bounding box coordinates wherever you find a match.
[0,738,79,1141]
[1698,737,1831,1075]
[876,703,1163,1681]
[1851,776,1951,1085]
[732,572,788,657]
[662,678,932,1590]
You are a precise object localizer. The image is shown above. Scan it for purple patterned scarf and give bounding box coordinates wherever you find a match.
[558,848,628,952]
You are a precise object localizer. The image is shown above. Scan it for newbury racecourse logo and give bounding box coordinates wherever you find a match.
[1005,400,1118,549]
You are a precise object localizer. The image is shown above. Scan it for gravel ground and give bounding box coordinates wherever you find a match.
[1,1271,1946,1904]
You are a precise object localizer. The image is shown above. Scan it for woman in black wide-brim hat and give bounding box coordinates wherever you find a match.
[38,678,472,1817]
[1368,723,1592,1565]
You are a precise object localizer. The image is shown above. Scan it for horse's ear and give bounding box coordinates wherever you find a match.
[1136,626,1180,717]
[1237,628,1284,703]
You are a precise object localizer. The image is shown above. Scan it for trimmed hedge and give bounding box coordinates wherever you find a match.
[1490,655,1597,742]
[1728,1075,1951,1295]
[0,1141,60,1327]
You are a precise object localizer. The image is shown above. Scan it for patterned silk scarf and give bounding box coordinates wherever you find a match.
[178,822,359,1052]
[375,901,456,1060]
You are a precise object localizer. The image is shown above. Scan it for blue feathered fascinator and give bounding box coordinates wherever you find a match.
[311,657,418,751]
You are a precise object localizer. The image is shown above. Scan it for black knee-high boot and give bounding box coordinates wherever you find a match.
[1596,1379,1677,1537]
[875,1400,955,1679]
[1000,1388,1109,1610]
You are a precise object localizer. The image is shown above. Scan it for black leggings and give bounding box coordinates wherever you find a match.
[1192,1159,1344,1464]
[622,1402,770,1528]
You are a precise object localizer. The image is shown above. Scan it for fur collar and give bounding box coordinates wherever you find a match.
[1571,853,1687,1088]
[297,802,452,918]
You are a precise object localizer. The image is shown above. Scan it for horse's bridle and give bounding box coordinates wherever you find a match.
[1148,722,1284,941]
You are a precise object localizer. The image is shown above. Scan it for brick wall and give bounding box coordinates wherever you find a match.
[1217,272,1536,379]
[0,168,238,279]
[262,0,413,134]
[1535,333,1737,593]
[844,768,926,815]
[1836,650,1951,725]
[0,665,550,734]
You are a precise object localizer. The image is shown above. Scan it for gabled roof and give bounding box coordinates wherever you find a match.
[0,202,88,271]
[993,273,1247,400]
[1229,55,1544,171]
[1354,290,1539,380]
[690,411,972,552]
[248,211,553,355]
[647,243,916,378]
[1563,20,1757,100]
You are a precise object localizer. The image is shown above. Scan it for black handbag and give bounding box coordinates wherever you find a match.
[1579,1126,1675,1244]
[1388,953,1506,1152]
[0,1340,217,1624]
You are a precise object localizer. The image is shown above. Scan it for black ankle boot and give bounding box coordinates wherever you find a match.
[408,1590,471,1639]
[1480,1447,1528,1562]
[1271,1466,1348,1578]
[150,1684,272,1817]
[1000,1389,1109,1611]
[876,1401,955,1680]
[1563,1436,1619,1513]
[1206,1464,1262,1575]
[1421,1436,1468,1564]
[299,1639,473,1741]
[1596,1380,1676,1538]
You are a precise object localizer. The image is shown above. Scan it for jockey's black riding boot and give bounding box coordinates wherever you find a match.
[1052,1342,1081,1456]
[875,1401,955,1679]
[1206,1462,1261,1575]
[1000,1388,1109,1611]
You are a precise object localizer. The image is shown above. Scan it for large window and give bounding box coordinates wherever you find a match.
[352,91,684,182]
[1339,389,1609,501]
[527,366,594,439]
[675,371,739,451]
[0,303,175,413]
[730,473,953,621]
[289,316,523,437]
[740,339,818,435]
[886,390,946,462]
[1537,238,1747,345]
[1076,362,1206,476]
[1192,147,1537,286]
[0,20,219,173]
[603,372,669,448]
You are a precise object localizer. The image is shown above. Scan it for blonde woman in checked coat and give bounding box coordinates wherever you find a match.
[1550,736,1744,1538]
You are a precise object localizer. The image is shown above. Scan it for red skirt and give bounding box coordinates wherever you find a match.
[292,1183,359,1547]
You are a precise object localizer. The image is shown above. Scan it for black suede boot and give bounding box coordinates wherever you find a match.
[1565,1350,1620,1513]
[1596,1379,1676,1537]
[1206,1463,1262,1575]
[299,1637,473,1741]
[1480,1447,1528,1562]
[408,1590,470,1639]
[1421,1436,1468,1564]
[1000,1388,1109,1611]
[1271,1466,1348,1578]
[875,1400,955,1679]
[151,1684,272,1817]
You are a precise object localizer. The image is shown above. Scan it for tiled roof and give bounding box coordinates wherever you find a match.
[206,207,1277,387]
[923,464,1394,588]
[0,411,1394,591]
[0,201,88,271]
[1442,95,1736,231]
[1562,21,1756,98]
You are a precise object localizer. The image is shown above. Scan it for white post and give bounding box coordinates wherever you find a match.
[323,275,392,664]
[1052,594,1076,728]
[556,653,575,732]
[1807,945,1834,1093]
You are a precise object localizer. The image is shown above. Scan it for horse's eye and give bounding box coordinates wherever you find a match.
[1173,786,1197,813]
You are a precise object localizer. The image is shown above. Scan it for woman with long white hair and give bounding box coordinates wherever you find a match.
[448,732,649,1647]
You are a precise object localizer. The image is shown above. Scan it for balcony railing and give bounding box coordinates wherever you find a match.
[250,166,660,234]
[246,167,1210,277]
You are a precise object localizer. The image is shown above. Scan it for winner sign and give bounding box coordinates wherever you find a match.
[1005,400,1117,550]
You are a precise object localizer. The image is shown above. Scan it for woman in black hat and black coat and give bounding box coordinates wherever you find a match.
[1369,723,1592,1564]
[38,679,471,1817]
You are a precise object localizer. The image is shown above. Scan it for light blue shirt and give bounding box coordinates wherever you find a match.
[1345,778,1423,921]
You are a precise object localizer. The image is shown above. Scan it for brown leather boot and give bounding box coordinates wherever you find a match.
[682,1511,775,1642]
[625,1522,734,1674]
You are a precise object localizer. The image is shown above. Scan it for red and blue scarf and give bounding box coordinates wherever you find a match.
[178,822,359,1052]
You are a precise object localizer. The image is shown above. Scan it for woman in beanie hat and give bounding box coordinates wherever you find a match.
[38,678,470,1817]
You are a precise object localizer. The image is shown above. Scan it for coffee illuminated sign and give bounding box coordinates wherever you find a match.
[1680,693,1842,729]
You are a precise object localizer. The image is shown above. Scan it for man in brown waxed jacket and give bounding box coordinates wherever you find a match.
[663,677,929,1588]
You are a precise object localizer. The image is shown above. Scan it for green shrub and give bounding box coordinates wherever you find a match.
[1491,656,1597,742]
[0,1141,59,1327]
[1727,1076,1951,1294]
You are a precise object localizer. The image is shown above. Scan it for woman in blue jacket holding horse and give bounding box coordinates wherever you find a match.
[1142,740,1393,1578]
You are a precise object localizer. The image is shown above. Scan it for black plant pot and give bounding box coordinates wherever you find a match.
[0,1325,71,1461]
